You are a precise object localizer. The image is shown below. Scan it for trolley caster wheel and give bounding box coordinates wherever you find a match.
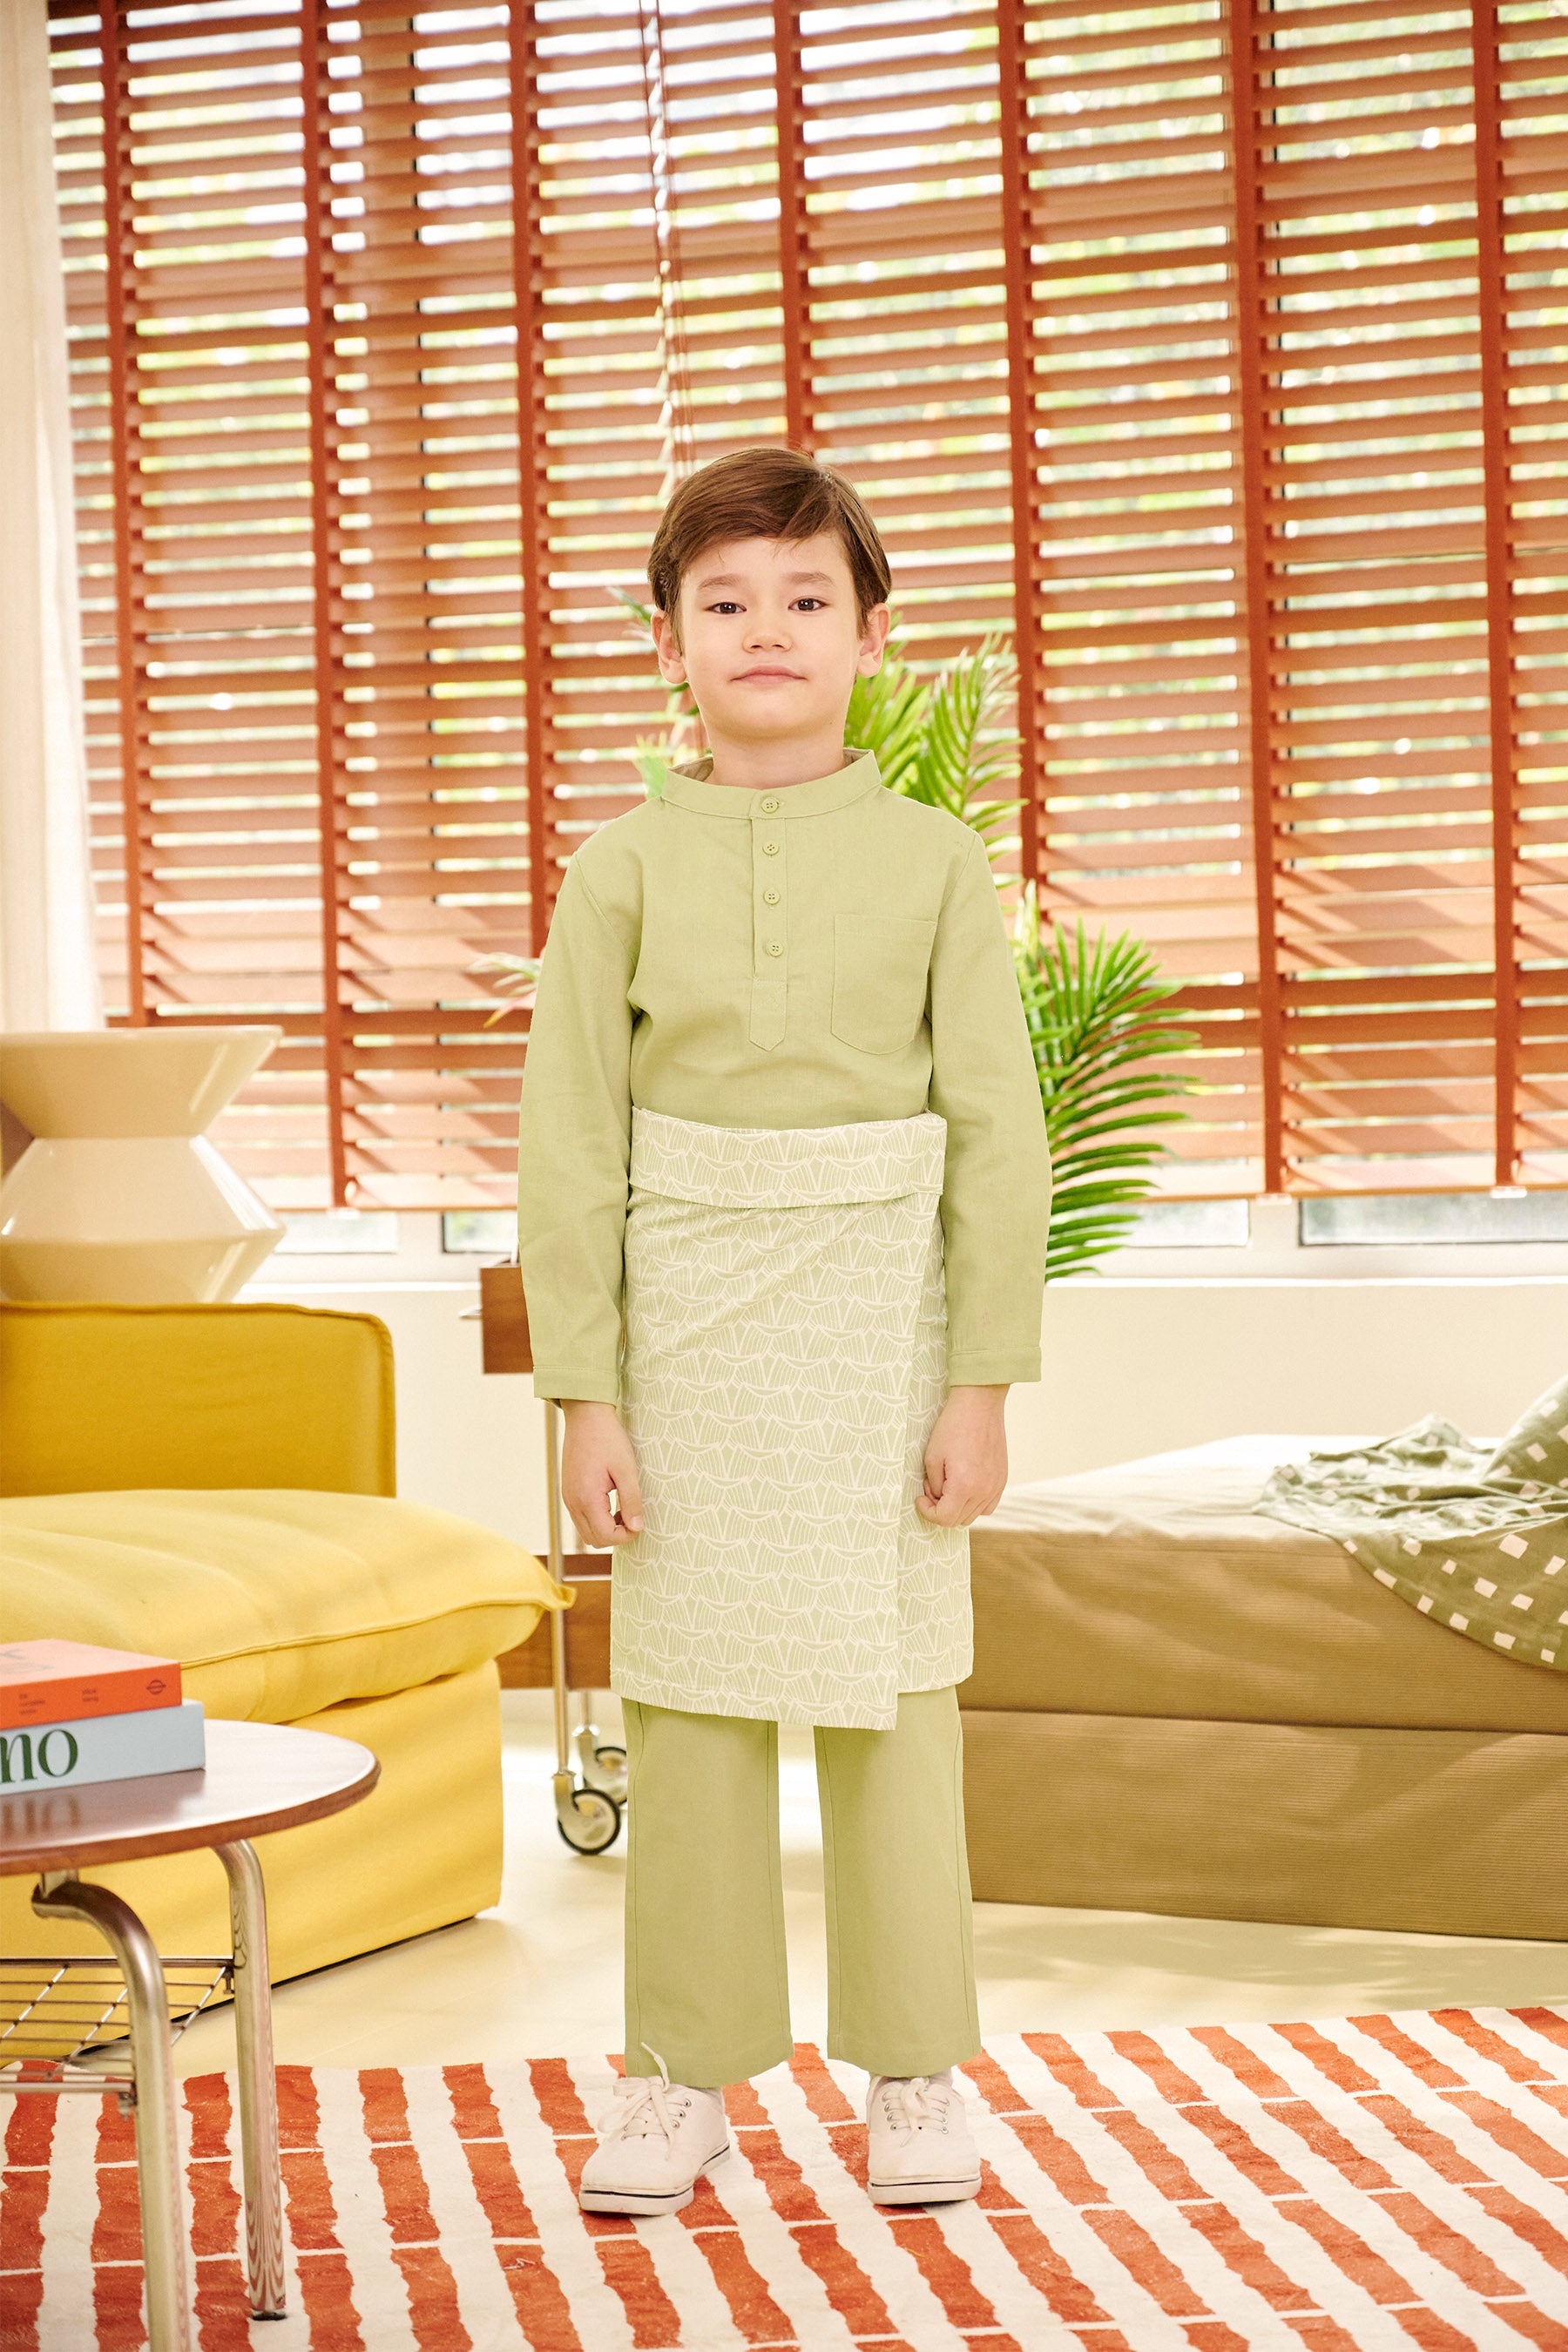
[593,1743,628,1801]
[556,1784,622,1855]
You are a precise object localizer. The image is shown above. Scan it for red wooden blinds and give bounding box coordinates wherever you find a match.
[1227,0,1568,1193]
[48,0,1567,1206]
[1004,0,1254,1184]
[48,0,659,1207]
[1008,0,1567,1193]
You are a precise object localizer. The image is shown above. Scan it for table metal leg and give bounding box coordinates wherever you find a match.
[32,1874,193,2352]
[216,1839,286,2319]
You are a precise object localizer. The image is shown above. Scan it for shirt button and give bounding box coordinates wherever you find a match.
[763,888,780,905]
[762,840,780,855]
[766,940,783,957]
[760,796,780,814]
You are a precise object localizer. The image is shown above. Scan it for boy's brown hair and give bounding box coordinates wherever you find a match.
[648,446,892,635]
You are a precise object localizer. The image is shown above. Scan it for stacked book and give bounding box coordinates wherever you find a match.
[0,1641,205,1791]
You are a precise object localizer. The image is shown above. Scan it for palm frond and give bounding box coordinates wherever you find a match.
[469,950,543,1028]
[849,625,1021,860]
[1013,893,1200,1280]
[909,632,1021,856]
[846,630,929,798]
[612,587,699,747]
[632,742,667,798]
[612,588,655,632]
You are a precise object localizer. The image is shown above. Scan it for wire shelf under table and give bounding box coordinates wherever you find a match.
[0,1955,235,2101]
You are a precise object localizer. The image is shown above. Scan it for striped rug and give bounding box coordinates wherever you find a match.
[5,2011,1568,2349]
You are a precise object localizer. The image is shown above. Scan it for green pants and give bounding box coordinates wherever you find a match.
[622,1685,980,2087]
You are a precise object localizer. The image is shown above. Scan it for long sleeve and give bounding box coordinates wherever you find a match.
[516,858,636,1403]
[927,834,1051,1384]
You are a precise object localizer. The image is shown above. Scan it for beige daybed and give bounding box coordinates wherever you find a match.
[960,1438,1568,1939]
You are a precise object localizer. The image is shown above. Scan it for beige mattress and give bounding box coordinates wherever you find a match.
[963,1437,1568,1736]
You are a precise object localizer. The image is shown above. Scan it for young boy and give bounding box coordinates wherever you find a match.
[517,446,1050,2215]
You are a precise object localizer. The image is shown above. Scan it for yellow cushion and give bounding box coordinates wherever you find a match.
[0,1301,396,1499]
[0,1488,560,1721]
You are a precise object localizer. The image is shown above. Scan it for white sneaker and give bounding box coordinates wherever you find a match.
[578,2052,730,2216]
[866,2070,981,2206]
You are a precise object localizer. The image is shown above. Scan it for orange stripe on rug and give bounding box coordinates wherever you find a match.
[90,2101,144,2352]
[443,2062,585,2352]
[726,2071,907,2341]
[2,2095,53,2352]
[183,2073,249,2352]
[1186,2024,1560,2342]
[277,2065,364,2352]
[360,2071,473,2352]
[790,2041,1019,2346]
[529,2055,686,2349]
[1349,2018,1568,2207]
[975,2044,1241,2340]
[1273,2018,1568,2318]
[679,2171,798,2344]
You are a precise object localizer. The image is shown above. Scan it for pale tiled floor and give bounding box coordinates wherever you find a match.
[171,1689,1568,2079]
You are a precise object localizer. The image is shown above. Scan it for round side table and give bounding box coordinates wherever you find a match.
[0,1717,379,2352]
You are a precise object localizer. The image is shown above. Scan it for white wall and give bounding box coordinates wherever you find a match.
[244,1201,1566,1552]
[1016,1273,1562,1485]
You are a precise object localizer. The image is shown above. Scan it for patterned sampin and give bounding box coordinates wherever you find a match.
[615,1109,970,1729]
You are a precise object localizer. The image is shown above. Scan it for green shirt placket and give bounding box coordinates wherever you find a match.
[750,791,787,1051]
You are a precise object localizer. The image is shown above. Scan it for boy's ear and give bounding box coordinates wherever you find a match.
[650,606,687,685]
[856,602,892,676]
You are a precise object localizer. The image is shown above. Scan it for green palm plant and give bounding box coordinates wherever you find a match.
[615,591,700,800]
[1013,891,1198,1280]
[846,628,1017,862]
[848,621,1202,1279]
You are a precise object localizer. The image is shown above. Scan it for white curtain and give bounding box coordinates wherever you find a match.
[0,0,102,1032]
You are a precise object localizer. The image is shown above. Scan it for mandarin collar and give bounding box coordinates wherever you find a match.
[659,747,882,820]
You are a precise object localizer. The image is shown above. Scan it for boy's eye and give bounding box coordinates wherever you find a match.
[793,598,825,612]
[707,600,742,615]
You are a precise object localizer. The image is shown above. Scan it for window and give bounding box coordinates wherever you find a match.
[1124,1198,1251,1248]
[442,1208,516,1254]
[274,1210,398,1254]
[1300,1190,1568,1246]
[50,0,1568,1209]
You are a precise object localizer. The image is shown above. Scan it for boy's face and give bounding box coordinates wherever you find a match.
[651,531,889,753]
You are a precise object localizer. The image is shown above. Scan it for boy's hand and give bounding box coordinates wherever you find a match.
[560,1400,645,1546]
[916,1385,1009,1527]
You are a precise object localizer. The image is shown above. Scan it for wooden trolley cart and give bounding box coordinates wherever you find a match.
[476,1262,627,1854]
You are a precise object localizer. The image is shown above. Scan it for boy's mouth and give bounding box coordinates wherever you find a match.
[736,666,804,681]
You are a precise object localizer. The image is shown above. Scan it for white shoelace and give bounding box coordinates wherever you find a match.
[876,2075,953,2140]
[600,2046,698,2147]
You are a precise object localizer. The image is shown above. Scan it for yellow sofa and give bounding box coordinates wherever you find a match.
[0,1300,563,1979]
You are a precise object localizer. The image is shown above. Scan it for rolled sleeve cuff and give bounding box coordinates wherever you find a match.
[531,1365,622,1407]
[947,1348,1040,1388]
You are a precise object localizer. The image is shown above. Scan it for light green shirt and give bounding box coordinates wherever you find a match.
[516,748,1051,1402]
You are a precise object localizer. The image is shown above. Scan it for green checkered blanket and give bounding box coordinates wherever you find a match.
[1258,1375,1568,1672]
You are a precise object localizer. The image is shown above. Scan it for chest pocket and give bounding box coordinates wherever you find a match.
[830,916,937,1057]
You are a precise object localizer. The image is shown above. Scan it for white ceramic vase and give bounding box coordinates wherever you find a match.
[0,1028,286,1303]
